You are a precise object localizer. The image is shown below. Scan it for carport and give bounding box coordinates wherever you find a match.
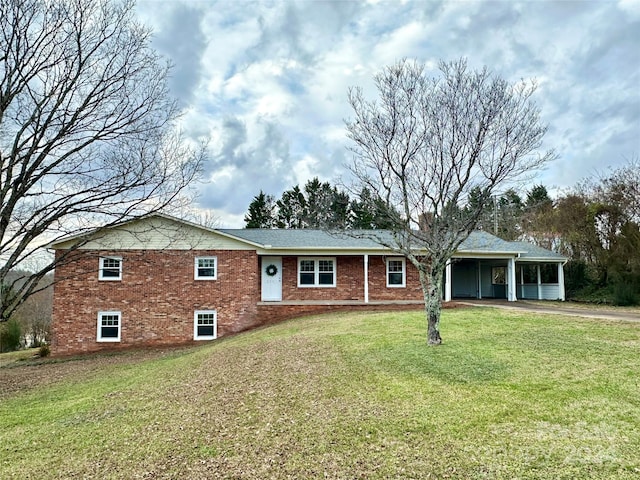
[443,233,566,302]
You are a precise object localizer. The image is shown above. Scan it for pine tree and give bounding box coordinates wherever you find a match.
[244,191,276,228]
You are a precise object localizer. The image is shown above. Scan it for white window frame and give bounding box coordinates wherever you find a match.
[386,257,406,288]
[99,256,122,281]
[97,311,121,342]
[194,310,217,340]
[194,256,217,280]
[297,257,336,288]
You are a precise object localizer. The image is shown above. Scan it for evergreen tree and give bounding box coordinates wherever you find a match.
[330,190,351,229]
[303,178,334,228]
[244,191,276,228]
[497,189,524,240]
[303,178,351,229]
[276,186,307,228]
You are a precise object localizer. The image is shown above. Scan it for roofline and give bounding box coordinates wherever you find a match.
[456,249,526,255]
[47,218,568,262]
[516,257,567,263]
[256,247,391,256]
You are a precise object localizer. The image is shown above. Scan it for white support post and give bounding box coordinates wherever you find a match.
[477,261,482,299]
[508,257,517,301]
[558,262,565,301]
[364,254,369,303]
[537,264,542,300]
[445,259,452,302]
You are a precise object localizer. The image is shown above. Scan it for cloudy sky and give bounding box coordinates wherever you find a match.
[136,0,640,227]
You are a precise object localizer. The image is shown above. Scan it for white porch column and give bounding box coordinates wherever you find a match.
[445,259,452,302]
[477,261,482,299]
[558,262,566,301]
[507,257,517,301]
[363,254,369,303]
[537,265,542,300]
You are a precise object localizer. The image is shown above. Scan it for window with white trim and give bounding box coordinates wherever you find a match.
[99,257,122,280]
[492,266,506,285]
[97,311,121,342]
[386,257,406,287]
[298,257,336,287]
[195,257,217,280]
[194,310,217,340]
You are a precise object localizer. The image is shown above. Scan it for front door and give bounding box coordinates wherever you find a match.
[261,257,282,301]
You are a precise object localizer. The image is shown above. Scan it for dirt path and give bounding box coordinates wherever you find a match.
[459,299,640,322]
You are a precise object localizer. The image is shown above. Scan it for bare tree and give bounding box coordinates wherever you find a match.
[346,59,555,344]
[0,0,204,320]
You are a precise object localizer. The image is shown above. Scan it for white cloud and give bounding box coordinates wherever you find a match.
[617,0,640,17]
[136,0,640,227]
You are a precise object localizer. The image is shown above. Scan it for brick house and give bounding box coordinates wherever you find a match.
[50,214,566,355]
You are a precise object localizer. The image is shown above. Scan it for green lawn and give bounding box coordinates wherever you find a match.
[1,308,639,479]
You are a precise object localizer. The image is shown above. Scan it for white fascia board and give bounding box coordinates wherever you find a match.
[255,247,390,256]
[516,257,567,263]
[456,249,526,256]
[452,252,518,259]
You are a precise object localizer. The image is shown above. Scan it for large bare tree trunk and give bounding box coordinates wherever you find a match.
[419,266,443,345]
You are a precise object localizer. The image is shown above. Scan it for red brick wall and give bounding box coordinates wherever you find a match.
[52,251,427,355]
[279,255,423,302]
[367,255,424,301]
[51,249,261,355]
[281,256,365,301]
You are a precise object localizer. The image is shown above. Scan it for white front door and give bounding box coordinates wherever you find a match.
[261,257,282,301]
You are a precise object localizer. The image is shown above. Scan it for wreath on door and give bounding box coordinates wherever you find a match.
[265,264,278,276]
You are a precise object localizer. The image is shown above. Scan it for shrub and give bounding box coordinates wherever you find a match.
[0,318,23,353]
[38,343,51,357]
[564,259,591,298]
[613,281,639,306]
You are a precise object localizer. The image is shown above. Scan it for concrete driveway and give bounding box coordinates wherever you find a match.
[458,299,640,322]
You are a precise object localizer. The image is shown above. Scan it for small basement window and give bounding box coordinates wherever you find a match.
[386,258,406,287]
[194,310,217,340]
[99,257,122,280]
[97,311,121,342]
[195,257,217,280]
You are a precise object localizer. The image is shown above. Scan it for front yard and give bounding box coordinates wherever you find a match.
[1,308,639,479]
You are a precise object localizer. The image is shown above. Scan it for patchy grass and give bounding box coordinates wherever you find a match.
[0,348,38,367]
[1,308,639,479]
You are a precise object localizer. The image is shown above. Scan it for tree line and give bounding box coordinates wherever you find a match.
[244,177,396,229]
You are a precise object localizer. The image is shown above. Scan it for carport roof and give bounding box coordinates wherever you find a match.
[508,241,566,261]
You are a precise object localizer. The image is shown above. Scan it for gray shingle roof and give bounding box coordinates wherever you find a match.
[457,230,523,253]
[218,229,391,249]
[219,228,565,261]
[507,241,566,260]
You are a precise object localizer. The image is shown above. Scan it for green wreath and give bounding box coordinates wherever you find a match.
[265,264,278,276]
